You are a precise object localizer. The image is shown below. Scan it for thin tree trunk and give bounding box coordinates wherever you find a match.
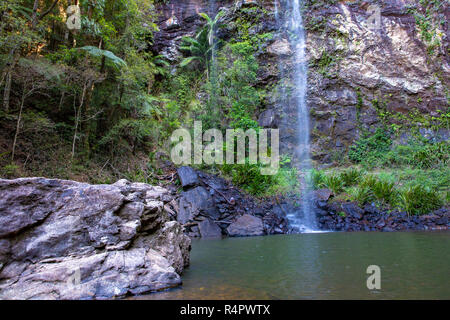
[4,48,20,112]
[99,39,106,73]
[3,71,12,112]
[11,91,26,161]
[58,78,70,110]
[31,0,39,29]
[58,90,66,111]
[0,69,6,89]
[32,0,60,29]
[72,84,86,159]
[82,80,95,159]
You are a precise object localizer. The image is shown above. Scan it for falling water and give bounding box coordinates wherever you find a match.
[208,0,220,127]
[274,0,279,20]
[277,0,317,232]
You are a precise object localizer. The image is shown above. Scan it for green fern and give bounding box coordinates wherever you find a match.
[78,46,126,68]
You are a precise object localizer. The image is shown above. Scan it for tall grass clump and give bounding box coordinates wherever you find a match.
[372,179,397,205]
[339,168,364,187]
[310,169,327,189]
[398,185,443,215]
[346,185,374,205]
[323,173,344,194]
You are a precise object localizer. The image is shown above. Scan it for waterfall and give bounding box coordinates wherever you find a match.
[276,0,317,232]
[207,0,219,128]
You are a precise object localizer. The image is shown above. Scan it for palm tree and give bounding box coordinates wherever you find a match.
[180,27,210,69]
[199,10,225,47]
[179,10,225,79]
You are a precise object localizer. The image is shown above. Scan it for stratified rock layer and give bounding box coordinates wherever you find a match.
[0,178,191,300]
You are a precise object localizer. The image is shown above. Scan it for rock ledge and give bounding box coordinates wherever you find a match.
[0,177,191,300]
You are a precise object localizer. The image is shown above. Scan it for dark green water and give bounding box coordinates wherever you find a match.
[141,231,450,300]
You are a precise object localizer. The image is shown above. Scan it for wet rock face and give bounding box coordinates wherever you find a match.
[0,178,191,300]
[154,0,449,164]
[152,0,234,62]
[303,0,449,163]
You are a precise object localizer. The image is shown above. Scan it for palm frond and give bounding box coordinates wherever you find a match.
[180,56,200,67]
[78,46,127,68]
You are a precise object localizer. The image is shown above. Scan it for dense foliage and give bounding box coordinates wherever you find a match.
[0,0,169,181]
[0,1,448,217]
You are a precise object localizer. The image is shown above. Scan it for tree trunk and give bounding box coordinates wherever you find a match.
[3,71,12,112]
[31,0,39,29]
[72,83,87,159]
[11,91,25,161]
[82,80,95,159]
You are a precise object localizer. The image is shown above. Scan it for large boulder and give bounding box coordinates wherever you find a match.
[0,178,191,300]
[177,186,219,224]
[177,166,199,189]
[227,214,265,237]
[198,219,222,238]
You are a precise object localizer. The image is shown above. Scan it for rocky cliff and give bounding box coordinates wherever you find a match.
[0,178,191,299]
[153,0,449,165]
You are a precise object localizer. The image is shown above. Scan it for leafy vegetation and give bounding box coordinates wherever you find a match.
[348,128,392,166]
[312,167,447,215]
[398,185,442,216]
[0,0,447,219]
[0,0,170,182]
[406,0,446,56]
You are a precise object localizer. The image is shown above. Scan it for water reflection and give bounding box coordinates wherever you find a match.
[136,232,450,300]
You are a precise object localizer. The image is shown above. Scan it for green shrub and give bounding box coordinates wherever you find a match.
[398,185,443,215]
[323,173,344,194]
[346,185,374,206]
[98,119,161,156]
[360,174,378,189]
[310,169,327,189]
[221,161,276,196]
[1,164,20,178]
[411,142,449,168]
[363,139,449,169]
[220,156,299,196]
[339,168,363,187]
[348,128,392,166]
[372,179,397,205]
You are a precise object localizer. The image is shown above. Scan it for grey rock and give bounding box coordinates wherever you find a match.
[227,214,264,237]
[314,189,332,202]
[267,39,292,56]
[177,166,199,189]
[0,178,191,300]
[198,219,222,238]
[258,109,277,128]
[177,186,219,224]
